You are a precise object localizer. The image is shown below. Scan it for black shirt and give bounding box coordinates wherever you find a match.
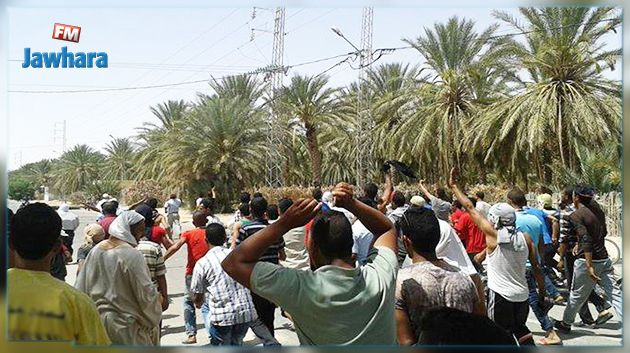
[570,206,608,260]
[134,203,155,228]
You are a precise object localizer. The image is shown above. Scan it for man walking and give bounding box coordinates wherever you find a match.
[164,194,182,238]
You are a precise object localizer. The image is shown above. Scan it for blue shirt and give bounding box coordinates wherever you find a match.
[515,211,544,266]
[523,207,551,244]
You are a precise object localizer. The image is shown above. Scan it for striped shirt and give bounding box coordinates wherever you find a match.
[137,240,167,285]
[190,246,257,326]
[237,219,284,264]
[558,205,576,245]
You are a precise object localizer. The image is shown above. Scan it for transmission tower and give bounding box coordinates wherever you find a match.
[356,7,374,186]
[265,7,286,188]
[53,120,67,154]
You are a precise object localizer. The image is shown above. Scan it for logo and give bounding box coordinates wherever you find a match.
[52,23,81,43]
[22,23,108,69]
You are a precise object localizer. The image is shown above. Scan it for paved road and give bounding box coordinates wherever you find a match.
[10,202,623,346]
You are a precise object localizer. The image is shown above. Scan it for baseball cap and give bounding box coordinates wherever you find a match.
[102,193,111,199]
[537,194,552,208]
[410,195,426,207]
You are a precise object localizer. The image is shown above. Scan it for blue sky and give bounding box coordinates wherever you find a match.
[5,2,622,170]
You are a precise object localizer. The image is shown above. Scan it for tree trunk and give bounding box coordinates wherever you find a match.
[557,99,566,166]
[305,122,322,186]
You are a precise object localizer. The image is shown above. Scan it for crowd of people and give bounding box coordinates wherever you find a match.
[6,168,623,346]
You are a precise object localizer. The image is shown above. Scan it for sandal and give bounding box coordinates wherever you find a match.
[537,337,563,345]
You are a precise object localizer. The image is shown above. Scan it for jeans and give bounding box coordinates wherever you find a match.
[562,258,623,325]
[184,275,210,336]
[543,267,560,298]
[526,269,553,331]
[209,322,250,346]
[250,318,280,346]
[564,250,610,321]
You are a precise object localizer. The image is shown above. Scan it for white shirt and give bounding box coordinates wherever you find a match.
[352,221,374,265]
[196,197,203,207]
[487,232,529,302]
[476,201,491,218]
[435,219,477,276]
[164,198,182,214]
[57,210,79,231]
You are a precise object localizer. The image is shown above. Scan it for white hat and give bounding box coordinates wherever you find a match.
[102,193,111,199]
[410,195,426,207]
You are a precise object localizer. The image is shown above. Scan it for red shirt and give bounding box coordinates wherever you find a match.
[181,228,209,275]
[98,216,116,238]
[451,209,464,226]
[150,226,167,244]
[454,211,486,254]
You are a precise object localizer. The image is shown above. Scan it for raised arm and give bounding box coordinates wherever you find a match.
[82,202,100,213]
[378,173,394,214]
[418,180,434,203]
[222,198,320,288]
[334,183,397,253]
[127,197,147,211]
[447,168,498,252]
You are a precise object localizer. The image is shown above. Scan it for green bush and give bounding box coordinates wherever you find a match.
[8,177,36,201]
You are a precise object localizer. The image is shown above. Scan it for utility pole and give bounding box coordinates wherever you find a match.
[356,7,374,186]
[53,120,67,154]
[265,7,285,188]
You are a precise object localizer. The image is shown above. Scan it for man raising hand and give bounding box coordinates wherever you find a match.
[222,183,399,345]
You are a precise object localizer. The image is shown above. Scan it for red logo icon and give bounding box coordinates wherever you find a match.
[52,23,81,43]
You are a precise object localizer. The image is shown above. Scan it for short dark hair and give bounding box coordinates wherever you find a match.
[358,196,377,209]
[278,198,293,214]
[452,199,463,209]
[392,191,406,208]
[205,223,226,246]
[200,197,215,211]
[101,200,118,216]
[250,196,268,218]
[192,211,207,225]
[311,188,323,202]
[240,192,251,204]
[238,202,251,217]
[145,198,158,209]
[399,207,440,254]
[436,187,450,202]
[311,211,353,259]
[475,191,485,200]
[417,307,516,346]
[10,203,62,260]
[507,188,527,207]
[253,192,263,198]
[170,193,177,199]
[267,204,279,221]
[363,183,378,200]
[562,186,574,198]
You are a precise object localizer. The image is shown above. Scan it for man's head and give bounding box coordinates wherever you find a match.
[410,195,426,208]
[278,198,293,216]
[311,188,323,202]
[101,200,118,216]
[253,192,263,198]
[391,191,406,209]
[192,211,207,228]
[452,199,463,210]
[170,193,177,199]
[238,202,251,218]
[537,193,553,209]
[435,187,450,202]
[102,193,111,199]
[363,183,378,200]
[267,204,279,221]
[308,211,354,268]
[506,188,527,208]
[10,203,62,263]
[145,197,158,209]
[487,203,517,230]
[358,196,377,209]
[399,207,440,258]
[205,223,226,246]
[200,197,215,215]
[250,196,268,219]
[561,187,574,205]
[475,191,485,201]
[240,192,251,204]
[573,185,594,207]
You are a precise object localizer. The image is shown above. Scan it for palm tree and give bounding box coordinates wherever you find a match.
[104,137,136,180]
[26,159,54,187]
[400,16,514,180]
[207,74,266,107]
[469,8,621,184]
[54,144,105,194]
[279,74,341,185]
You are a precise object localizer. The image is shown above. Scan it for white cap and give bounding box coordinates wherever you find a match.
[102,193,111,199]
[410,195,426,207]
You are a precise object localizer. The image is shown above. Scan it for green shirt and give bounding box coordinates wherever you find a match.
[251,246,398,345]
